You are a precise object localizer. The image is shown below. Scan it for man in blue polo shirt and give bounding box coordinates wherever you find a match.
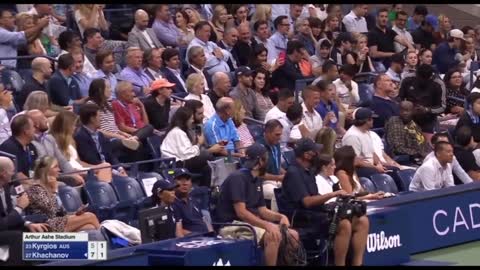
[257,119,285,208]
[282,138,369,266]
[432,29,465,74]
[172,168,212,236]
[215,143,300,266]
[204,97,244,157]
[370,73,399,128]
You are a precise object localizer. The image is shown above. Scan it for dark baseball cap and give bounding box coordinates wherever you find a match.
[173,168,192,180]
[235,66,254,78]
[151,179,178,198]
[243,143,268,169]
[294,138,323,157]
[353,107,378,121]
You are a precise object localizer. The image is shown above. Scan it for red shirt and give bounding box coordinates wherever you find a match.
[112,100,146,129]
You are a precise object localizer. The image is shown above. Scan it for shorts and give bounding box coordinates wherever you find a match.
[218,220,266,244]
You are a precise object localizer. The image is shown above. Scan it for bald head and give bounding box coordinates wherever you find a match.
[31,57,53,79]
[399,100,414,123]
[27,109,48,133]
[134,9,149,30]
[237,22,251,43]
[212,72,231,95]
[0,156,14,186]
[216,97,234,112]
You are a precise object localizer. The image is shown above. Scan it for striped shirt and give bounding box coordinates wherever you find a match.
[86,100,120,134]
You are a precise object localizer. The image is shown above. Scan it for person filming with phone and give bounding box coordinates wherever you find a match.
[271,40,306,92]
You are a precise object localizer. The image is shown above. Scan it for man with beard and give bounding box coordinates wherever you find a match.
[385,101,430,163]
[28,109,84,186]
[216,143,300,266]
[172,168,213,237]
[17,57,53,109]
[229,66,261,119]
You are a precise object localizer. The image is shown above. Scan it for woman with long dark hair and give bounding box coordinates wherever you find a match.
[248,43,282,73]
[444,68,469,116]
[160,107,224,186]
[252,68,273,121]
[333,146,384,200]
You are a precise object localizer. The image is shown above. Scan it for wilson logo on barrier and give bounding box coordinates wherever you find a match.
[366,231,402,253]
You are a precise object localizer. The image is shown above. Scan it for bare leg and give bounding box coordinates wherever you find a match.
[351,216,369,266]
[263,231,281,266]
[76,224,97,231]
[65,213,100,232]
[334,219,352,266]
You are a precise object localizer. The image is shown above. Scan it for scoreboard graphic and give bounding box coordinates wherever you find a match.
[23,233,107,261]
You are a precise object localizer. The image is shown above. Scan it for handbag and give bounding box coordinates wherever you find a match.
[207,158,238,188]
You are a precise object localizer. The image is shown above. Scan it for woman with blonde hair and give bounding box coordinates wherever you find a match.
[250,4,272,32]
[25,156,101,232]
[182,6,203,29]
[73,4,109,38]
[211,5,230,42]
[184,73,216,121]
[231,100,254,148]
[23,91,68,119]
[352,33,375,73]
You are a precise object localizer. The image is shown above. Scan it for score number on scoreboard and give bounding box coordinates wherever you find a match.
[23,233,107,261]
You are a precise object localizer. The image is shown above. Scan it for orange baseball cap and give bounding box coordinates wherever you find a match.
[151,78,176,91]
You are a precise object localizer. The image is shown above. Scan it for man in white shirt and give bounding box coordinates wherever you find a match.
[128,9,164,51]
[410,141,455,192]
[271,4,290,21]
[333,64,360,108]
[392,10,415,53]
[342,108,392,178]
[264,88,296,150]
[187,21,230,76]
[342,4,369,33]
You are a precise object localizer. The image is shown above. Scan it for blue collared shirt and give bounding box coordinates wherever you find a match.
[315,100,339,129]
[93,69,118,99]
[432,42,459,74]
[0,27,27,68]
[73,72,92,98]
[152,19,181,47]
[187,37,230,75]
[266,32,288,64]
[204,114,239,151]
[83,125,105,162]
[118,67,152,97]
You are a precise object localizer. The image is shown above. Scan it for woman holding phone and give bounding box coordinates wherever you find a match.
[25,156,100,232]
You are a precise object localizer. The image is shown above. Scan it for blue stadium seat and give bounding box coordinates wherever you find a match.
[369,174,399,194]
[111,175,150,219]
[58,185,83,213]
[243,117,265,141]
[282,150,295,167]
[146,135,163,159]
[359,177,377,193]
[395,169,416,192]
[84,179,131,222]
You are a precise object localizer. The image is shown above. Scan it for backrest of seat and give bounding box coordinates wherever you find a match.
[282,151,295,167]
[84,180,118,208]
[370,174,399,194]
[190,186,211,211]
[359,177,377,193]
[395,169,416,192]
[146,136,163,159]
[111,176,144,203]
[136,172,162,197]
[58,185,83,212]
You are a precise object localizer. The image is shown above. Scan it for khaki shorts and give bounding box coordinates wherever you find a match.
[218,220,266,244]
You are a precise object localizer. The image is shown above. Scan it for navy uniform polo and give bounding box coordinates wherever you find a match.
[152,205,177,241]
[172,197,209,234]
[0,137,38,177]
[282,160,321,211]
[215,169,266,223]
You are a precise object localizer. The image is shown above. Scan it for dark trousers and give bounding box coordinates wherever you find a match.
[178,150,213,187]
[0,230,29,266]
[113,124,155,165]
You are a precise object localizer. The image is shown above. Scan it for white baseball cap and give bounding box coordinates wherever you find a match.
[450,29,465,41]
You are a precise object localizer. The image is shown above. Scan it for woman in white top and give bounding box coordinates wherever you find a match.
[160,107,224,186]
[184,73,216,121]
[334,146,385,200]
[0,84,12,144]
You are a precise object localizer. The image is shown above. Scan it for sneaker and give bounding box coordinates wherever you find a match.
[121,138,140,151]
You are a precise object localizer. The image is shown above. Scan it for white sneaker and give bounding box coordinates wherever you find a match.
[121,138,140,151]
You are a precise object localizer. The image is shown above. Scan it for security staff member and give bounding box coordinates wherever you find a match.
[172,168,212,236]
[215,143,300,266]
[151,179,181,240]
